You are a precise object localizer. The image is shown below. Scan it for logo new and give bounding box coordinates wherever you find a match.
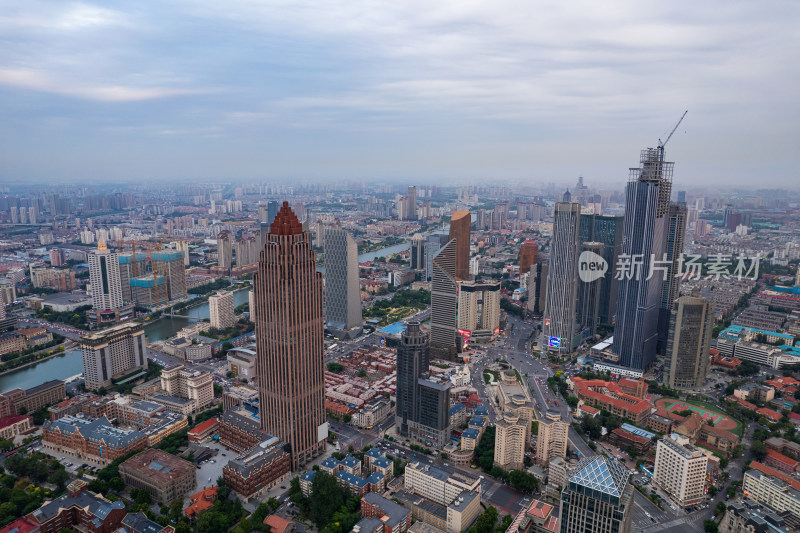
[578,251,607,283]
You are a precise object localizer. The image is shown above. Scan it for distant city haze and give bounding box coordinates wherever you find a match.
[0,1,797,187]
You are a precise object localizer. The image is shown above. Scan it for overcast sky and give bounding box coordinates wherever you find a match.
[0,1,798,188]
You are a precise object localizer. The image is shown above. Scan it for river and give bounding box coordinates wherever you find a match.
[0,238,417,393]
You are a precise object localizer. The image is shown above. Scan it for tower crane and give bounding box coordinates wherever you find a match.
[657,110,688,158]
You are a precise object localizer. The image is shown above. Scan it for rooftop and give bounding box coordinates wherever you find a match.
[120,448,195,483]
[569,456,629,498]
[44,416,145,448]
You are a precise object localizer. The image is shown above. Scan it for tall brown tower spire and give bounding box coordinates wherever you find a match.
[254,201,327,470]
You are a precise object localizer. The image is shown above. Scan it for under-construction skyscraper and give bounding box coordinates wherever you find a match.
[614,147,673,370]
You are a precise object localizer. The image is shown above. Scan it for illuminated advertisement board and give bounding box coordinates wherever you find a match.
[548,336,561,348]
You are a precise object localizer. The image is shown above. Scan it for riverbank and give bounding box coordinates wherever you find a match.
[0,340,77,377]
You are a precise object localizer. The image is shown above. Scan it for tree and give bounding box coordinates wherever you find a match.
[267,497,280,512]
[508,470,539,492]
[131,488,152,506]
[707,485,718,497]
[715,502,727,516]
[175,522,191,533]
[309,471,345,528]
[327,362,344,373]
[751,440,767,461]
[704,520,719,533]
[566,395,579,408]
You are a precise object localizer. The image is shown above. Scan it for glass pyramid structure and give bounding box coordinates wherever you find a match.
[569,456,629,497]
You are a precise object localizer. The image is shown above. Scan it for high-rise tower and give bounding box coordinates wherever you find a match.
[519,240,539,277]
[579,214,623,325]
[614,147,673,370]
[396,321,429,437]
[217,230,233,273]
[324,222,362,338]
[88,239,123,312]
[407,186,418,221]
[664,295,714,390]
[430,239,459,358]
[657,202,688,354]
[449,211,471,281]
[254,202,326,470]
[543,202,582,353]
[411,234,426,271]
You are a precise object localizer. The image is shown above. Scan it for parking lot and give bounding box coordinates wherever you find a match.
[191,441,227,492]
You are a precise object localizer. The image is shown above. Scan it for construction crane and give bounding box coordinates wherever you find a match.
[657,110,688,158]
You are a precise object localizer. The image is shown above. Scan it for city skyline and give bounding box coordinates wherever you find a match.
[0,2,798,186]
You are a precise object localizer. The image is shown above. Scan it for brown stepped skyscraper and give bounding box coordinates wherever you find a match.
[253,201,327,470]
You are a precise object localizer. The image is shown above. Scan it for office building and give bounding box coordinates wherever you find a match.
[0,380,66,417]
[494,412,527,470]
[152,250,187,301]
[404,461,481,507]
[80,322,147,391]
[653,434,708,508]
[430,239,459,358]
[324,223,363,338]
[209,290,235,330]
[88,240,123,311]
[658,202,687,354]
[159,364,215,414]
[119,448,196,505]
[536,420,569,466]
[579,214,623,325]
[449,211,471,281]
[254,202,327,470]
[396,322,430,437]
[415,374,451,448]
[614,147,673,370]
[235,235,259,266]
[411,234,426,271]
[560,456,633,533]
[217,230,233,273]
[457,280,501,343]
[576,241,604,339]
[543,202,582,353]
[664,295,714,390]
[519,240,539,276]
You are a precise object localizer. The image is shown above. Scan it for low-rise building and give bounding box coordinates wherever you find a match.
[353,398,391,429]
[742,462,800,519]
[42,415,148,466]
[608,427,652,454]
[188,418,219,442]
[0,414,32,440]
[119,448,196,505]
[219,407,270,453]
[572,377,653,424]
[0,380,66,417]
[361,492,411,533]
[122,511,174,533]
[222,438,291,502]
[505,499,560,533]
[22,481,126,533]
[719,501,791,533]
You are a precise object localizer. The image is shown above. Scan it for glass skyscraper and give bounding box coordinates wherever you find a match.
[579,214,623,326]
[614,148,672,370]
[560,456,633,533]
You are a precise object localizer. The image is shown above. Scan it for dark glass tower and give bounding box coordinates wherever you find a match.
[614,148,672,370]
[579,214,623,325]
[396,321,429,436]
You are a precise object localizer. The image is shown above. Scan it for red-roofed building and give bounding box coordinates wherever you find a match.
[756,407,783,423]
[0,414,32,440]
[187,418,219,443]
[747,461,800,492]
[507,499,559,533]
[578,404,599,418]
[710,354,741,369]
[263,515,294,533]
[0,517,39,533]
[185,486,218,517]
[789,412,800,426]
[764,449,800,474]
[572,378,653,424]
[618,378,648,399]
[726,395,756,411]
[766,376,800,391]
